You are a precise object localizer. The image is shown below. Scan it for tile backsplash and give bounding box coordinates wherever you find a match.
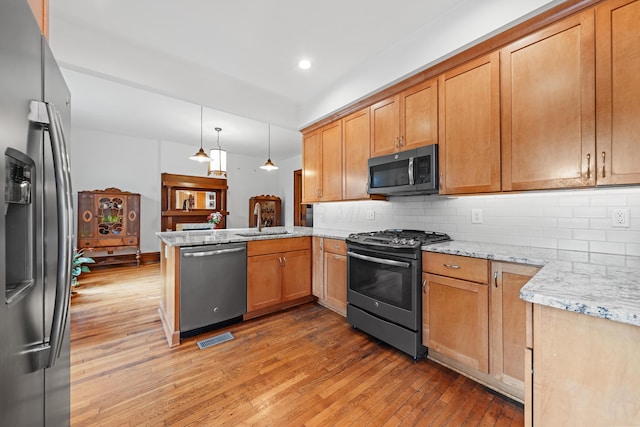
[313,186,640,256]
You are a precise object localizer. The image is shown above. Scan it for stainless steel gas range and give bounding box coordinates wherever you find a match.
[345,229,451,360]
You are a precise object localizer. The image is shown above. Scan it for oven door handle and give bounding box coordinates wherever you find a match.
[347,251,411,269]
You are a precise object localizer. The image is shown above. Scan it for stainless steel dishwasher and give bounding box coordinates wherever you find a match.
[179,242,247,334]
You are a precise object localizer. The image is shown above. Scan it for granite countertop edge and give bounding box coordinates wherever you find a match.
[421,240,640,328]
[156,226,351,247]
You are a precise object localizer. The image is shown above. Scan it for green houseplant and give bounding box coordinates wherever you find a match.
[72,249,95,288]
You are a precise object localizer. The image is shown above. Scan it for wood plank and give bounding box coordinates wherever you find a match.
[71,263,523,426]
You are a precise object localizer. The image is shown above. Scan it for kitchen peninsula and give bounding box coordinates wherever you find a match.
[157,227,318,347]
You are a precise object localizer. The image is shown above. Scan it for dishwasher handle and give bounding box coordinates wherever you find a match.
[183,247,246,257]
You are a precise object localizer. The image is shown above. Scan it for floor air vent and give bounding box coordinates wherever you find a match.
[196,332,234,350]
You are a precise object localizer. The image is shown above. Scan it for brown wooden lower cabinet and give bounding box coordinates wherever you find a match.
[245,237,313,320]
[527,303,640,426]
[312,237,347,316]
[423,252,540,403]
[490,262,540,396]
[423,272,489,373]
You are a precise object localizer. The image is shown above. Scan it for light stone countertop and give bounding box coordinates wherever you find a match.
[157,228,640,327]
[421,240,640,327]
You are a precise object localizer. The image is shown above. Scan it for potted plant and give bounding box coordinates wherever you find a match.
[72,249,95,291]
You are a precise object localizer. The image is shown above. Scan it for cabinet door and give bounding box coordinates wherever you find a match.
[400,78,438,151]
[502,11,595,191]
[312,237,324,299]
[425,273,489,372]
[596,0,640,186]
[126,194,140,237]
[490,262,540,394]
[370,95,400,157]
[342,108,370,200]
[247,254,282,312]
[438,52,501,194]
[77,192,95,239]
[320,121,343,201]
[302,130,321,203]
[281,249,311,302]
[324,252,347,315]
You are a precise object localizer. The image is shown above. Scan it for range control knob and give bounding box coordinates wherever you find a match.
[408,239,416,246]
[400,238,407,245]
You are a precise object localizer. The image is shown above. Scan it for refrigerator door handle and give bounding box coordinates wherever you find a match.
[44,102,74,369]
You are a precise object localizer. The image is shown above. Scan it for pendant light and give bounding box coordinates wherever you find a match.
[260,124,278,171]
[189,106,210,162]
[208,127,227,177]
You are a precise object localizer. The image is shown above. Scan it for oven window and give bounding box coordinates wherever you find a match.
[349,255,412,310]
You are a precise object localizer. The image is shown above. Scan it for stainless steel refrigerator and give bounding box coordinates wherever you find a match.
[1,1,73,426]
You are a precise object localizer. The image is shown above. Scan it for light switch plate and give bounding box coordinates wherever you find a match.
[471,208,483,224]
[366,210,375,220]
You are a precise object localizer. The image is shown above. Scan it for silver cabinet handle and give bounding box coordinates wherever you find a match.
[347,251,410,268]
[494,271,499,288]
[422,278,427,294]
[184,247,245,257]
[443,264,460,269]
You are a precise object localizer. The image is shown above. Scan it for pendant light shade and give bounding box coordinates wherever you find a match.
[208,127,227,178]
[190,106,210,162]
[260,124,278,171]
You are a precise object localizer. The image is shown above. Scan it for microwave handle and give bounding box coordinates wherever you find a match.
[408,157,415,185]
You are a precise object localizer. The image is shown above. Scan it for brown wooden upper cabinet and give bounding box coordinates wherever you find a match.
[438,52,501,195]
[596,0,640,186]
[302,121,343,203]
[370,78,438,157]
[501,11,596,191]
[342,108,371,200]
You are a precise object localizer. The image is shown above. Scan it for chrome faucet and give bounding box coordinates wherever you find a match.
[253,202,262,232]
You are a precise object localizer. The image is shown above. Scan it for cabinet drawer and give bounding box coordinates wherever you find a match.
[423,252,488,283]
[78,239,94,249]
[123,237,138,246]
[323,238,346,255]
[248,237,311,256]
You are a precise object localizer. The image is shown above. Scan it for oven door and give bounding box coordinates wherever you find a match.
[346,244,420,331]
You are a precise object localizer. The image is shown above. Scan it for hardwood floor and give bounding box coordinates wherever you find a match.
[70,263,524,426]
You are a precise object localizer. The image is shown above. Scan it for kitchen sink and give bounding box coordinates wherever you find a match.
[235,230,291,237]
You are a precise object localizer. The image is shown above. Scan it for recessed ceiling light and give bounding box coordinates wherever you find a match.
[298,59,311,70]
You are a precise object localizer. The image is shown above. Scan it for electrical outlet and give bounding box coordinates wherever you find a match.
[471,208,483,224]
[612,208,630,227]
[366,210,375,220]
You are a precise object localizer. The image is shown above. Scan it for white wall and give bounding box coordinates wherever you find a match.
[313,187,640,257]
[70,128,297,253]
[299,0,565,127]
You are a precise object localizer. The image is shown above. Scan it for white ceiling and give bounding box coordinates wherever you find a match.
[48,0,563,161]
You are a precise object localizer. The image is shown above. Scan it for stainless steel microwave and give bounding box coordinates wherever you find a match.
[367,145,438,196]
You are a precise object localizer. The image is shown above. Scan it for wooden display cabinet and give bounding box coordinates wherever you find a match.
[77,187,141,267]
[161,173,228,231]
[249,195,281,228]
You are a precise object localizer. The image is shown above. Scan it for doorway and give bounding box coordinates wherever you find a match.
[293,169,312,226]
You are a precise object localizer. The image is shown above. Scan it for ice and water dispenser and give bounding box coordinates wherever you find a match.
[5,148,35,304]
